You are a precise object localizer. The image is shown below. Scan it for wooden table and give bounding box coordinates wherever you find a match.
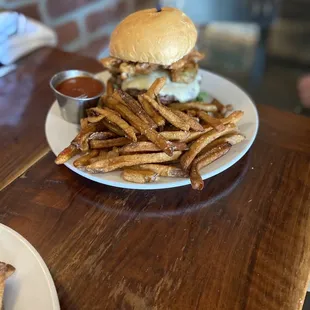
[1,47,310,310]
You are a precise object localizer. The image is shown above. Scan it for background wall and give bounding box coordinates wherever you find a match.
[0,0,152,57]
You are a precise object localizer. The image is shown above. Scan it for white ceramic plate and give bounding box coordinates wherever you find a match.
[45,69,259,190]
[0,224,60,310]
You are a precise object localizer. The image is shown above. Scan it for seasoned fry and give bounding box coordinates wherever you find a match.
[86,151,182,173]
[198,111,225,132]
[88,131,117,140]
[55,144,79,164]
[226,104,233,111]
[181,111,243,143]
[101,119,125,136]
[168,102,218,112]
[120,141,187,154]
[90,107,137,141]
[137,164,188,177]
[186,110,198,117]
[116,90,157,128]
[142,94,190,131]
[76,132,93,152]
[80,118,88,130]
[122,169,159,183]
[0,262,15,308]
[201,133,245,154]
[90,137,131,149]
[220,110,244,124]
[213,112,224,119]
[160,131,191,141]
[120,142,162,154]
[138,95,165,127]
[180,123,237,170]
[106,79,114,96]
[105,97,174,156]
[87,115,104,123]
[190,143,231,190]
[73,150,99,167]
[173,110,204,132]
[211,98,226,115]
[89,148,119,164]
[146,77,166,98]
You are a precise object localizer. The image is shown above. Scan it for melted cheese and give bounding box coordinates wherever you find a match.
[122,70,200,103]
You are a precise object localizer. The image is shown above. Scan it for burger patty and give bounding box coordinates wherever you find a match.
[125,88,178,104]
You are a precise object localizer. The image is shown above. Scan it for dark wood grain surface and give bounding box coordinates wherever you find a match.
[1,48,310,310]
[0,47,101,190]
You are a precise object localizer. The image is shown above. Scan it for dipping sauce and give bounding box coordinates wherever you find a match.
[56,76,104,98]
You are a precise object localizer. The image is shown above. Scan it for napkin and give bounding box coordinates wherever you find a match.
[0,12,57,65]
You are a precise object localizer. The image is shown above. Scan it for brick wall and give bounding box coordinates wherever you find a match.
[0,0,155,58]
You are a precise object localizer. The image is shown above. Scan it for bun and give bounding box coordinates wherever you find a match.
[109,7,197,66]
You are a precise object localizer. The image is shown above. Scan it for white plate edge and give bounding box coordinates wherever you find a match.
[0,224,60,310]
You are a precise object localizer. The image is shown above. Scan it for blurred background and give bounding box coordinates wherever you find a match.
[1,0,310,116]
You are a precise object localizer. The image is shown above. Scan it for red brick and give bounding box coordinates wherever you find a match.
[14,3,41,21]
[55,21,79,46]
[78,35,110,58]
[86,0,128,33]
[46,0,98,18]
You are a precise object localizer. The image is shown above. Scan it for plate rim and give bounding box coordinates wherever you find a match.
[45,69,259,190]
[0,224,60,310]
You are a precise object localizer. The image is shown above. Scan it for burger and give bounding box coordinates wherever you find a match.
[100,7,204,104]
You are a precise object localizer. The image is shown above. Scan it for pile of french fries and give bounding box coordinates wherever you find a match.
[55,77,245,190]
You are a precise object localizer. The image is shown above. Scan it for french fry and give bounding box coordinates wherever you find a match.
[119,141,187,154]
[183,132,206,143]
[136,164,188,177]
[211,98,226,115]
[116,90,157,128]
[76,132,93,152]
[181,111,244,143]
[73,150,99,168]
[88,131,117,140]
[55,144,79,164]
[104,97,174,156]
[86,151,182,173]
[180,123,237,171]
[80,118,88,130]
[90,137,131,149]
[226,104,233,111]
[0,262,15,308]
[106,79,114,96]
[89,107,137,142]
[168,102,218,112]
[201,133,245,154]
[120,142,161,154]
[213,112,224,119]
[122,169,159,183]
[87,115,105,123]
[198,111,225,132]
[190,143,231,190]
[101,119,126,137]
[173,110,204,132]
[89,148,119,164]
[160,131,191,141]
[187,110,198,117]
[138,95,165,127]
[142,94,190,131]
[146,77,166,98]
